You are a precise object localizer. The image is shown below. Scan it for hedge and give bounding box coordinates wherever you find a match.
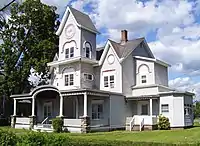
[0,130,199,146]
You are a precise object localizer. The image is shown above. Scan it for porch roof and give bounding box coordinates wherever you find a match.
[10,85,59,99]
[10,85,123,99]
[126,94,159,100]
[60,88,123,97]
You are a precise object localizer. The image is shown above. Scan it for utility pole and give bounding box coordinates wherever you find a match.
[0,0,16,12]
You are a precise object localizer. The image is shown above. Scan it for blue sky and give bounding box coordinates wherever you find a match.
[1,0,200,99]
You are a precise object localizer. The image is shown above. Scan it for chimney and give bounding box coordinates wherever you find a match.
[121,30,128,44]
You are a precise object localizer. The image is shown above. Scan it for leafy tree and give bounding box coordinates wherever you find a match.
[0,0,59,107]
[194,101,200,119]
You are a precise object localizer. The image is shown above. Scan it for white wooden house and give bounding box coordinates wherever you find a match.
[10,6,194,133]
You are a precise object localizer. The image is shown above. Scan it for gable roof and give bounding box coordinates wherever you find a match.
[99,37,155,65]
[56,6,99,36]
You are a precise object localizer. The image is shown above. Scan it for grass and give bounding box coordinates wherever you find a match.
[1,123,200,144]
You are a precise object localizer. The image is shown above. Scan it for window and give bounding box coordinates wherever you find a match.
[84,73,93,81]
[141,104,148,115]
[110,75,114,88]
[70,47,74,57]
[161,104,169,112]
[65,49,69,58]
[65,47,74,58]
[104,75,115,88]
[65,74,74,86]
[184,104,192,115]
[104,76,109,87]
[85,42,92,58]
[92,103,103,119]
[141,75,147,83]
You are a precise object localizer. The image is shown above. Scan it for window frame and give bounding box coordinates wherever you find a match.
[161,104,169,113]
[65,47,74,59]
[141,75,147,84]
[85,42,92,59]
[84,73,94,81]
[91,100,104,120]
[104,75,115,88]
[64,73,74,86]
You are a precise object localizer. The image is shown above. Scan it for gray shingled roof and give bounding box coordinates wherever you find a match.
[69,7,98,33]
[109,38,144,58]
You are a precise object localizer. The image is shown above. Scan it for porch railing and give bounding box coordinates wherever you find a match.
[41,117,49,124]
[139,118,144,131]
[129,117,135,131]
[16,117,30,124]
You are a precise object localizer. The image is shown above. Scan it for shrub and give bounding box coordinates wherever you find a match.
[158,115,170,130]
[0,130,17,146]
[52,117,63,133]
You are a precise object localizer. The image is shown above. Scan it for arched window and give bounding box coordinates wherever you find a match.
[85,42,92,58]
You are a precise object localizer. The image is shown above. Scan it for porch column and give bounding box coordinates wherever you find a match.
[31,97,35,116]
[59,94,63,117]
[13,98,17,116]
[150,98,152,116]
[83,93,88,117]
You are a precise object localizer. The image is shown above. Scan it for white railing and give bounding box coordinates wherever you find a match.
[16,117,30,124]
[140,118,144,131]
[129,117,135,131]
[63,119,82,127]
[41,117,49,124]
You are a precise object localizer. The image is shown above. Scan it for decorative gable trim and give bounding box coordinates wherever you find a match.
[99,40,122,66]
[56,7,79,36]
[56,7,99,36]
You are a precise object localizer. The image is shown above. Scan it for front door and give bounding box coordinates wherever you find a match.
[43,102,52,118]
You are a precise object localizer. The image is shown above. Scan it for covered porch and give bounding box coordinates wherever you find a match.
[10,86,111,133]
[125,95,159,131]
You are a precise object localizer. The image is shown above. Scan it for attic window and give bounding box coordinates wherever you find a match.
[141,75,147,83]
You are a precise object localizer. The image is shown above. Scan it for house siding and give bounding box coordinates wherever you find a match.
[59,13,81,61]
[110,94,125,128]
[81,29,96,60]
[155,63,168,86]
[122,54,135,96]
[100,46,122,93]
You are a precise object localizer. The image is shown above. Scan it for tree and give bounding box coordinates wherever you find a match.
[194,101,200,119]
[0,0,59,100]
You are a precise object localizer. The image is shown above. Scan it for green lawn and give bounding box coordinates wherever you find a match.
[2,124,200,144]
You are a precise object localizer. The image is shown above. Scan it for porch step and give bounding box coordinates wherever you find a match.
[33,124,53,133]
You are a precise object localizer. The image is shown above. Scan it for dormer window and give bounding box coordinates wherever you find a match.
[85,42,92,58]
[65,47,74,58]
[141,75,147,83]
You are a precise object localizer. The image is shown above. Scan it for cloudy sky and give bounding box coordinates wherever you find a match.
[1,0,200,100]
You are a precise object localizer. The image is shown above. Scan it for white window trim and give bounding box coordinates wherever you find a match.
[161,104,169,113]
[141,75,147,84]
[83,73,94,81]
[65,47,74,59]
[103,75,115,88]
[91,100,104,120]
[84,42,92,59]
[64,73,74,86]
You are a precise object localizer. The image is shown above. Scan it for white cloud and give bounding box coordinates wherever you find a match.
[169,77,199,100]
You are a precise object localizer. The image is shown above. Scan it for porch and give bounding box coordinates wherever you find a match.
[125,96,159,131]
[10,85,111,133]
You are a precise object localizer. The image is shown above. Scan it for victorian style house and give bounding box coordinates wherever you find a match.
[10,6,194,133]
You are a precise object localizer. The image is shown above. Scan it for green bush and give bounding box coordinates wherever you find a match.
[0,130,17,146]
[158,115,170,130]
[52,117,63,133]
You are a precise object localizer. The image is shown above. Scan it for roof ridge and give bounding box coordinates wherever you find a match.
[69,6,90,17]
